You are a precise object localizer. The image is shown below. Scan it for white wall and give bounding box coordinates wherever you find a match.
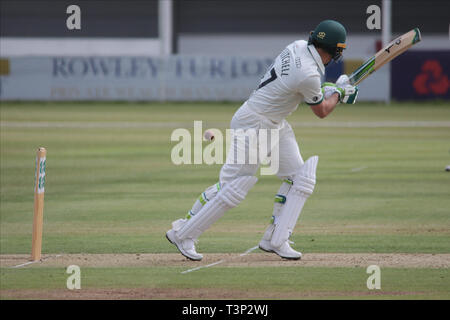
[1,34,448,58]
[0,38,161,56]
[1,34,448,102]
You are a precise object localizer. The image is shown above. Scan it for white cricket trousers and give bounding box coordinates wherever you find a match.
[219,102,304,185]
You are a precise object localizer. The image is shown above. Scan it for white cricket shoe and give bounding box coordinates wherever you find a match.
[259,238,302,260]
[166,227,203,261]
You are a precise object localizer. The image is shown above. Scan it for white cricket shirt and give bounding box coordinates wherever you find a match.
[246,40,325,123]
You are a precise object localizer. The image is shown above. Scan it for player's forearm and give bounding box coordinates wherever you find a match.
[310,93,339,118]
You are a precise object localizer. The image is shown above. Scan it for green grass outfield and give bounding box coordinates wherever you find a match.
[0,101,449,299]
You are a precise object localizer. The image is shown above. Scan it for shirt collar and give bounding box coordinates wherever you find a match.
[307,44,325,75]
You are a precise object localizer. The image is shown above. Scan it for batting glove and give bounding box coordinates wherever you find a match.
[321,82,341,100]
[336,74,350,87]
[321,82,359,104]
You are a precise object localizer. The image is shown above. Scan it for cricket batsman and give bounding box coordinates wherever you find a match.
[166,20,358,260]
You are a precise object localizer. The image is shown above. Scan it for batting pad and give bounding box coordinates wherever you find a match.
[176,176,257,240]
[271,156,318,248]
[261,178,293,242]
[187,182,221,219]
[271,178,293,224]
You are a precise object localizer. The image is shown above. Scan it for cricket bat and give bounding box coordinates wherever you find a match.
[349,28,422,85]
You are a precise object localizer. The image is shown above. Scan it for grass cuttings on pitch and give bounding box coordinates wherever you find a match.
[0,101,449,299]
[1,266,449,299]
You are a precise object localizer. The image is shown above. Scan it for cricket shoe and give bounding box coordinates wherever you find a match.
[166,220,203,261]
[259,239,302,260]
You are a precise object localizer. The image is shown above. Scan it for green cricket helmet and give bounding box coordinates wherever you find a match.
[308,20,347,64]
